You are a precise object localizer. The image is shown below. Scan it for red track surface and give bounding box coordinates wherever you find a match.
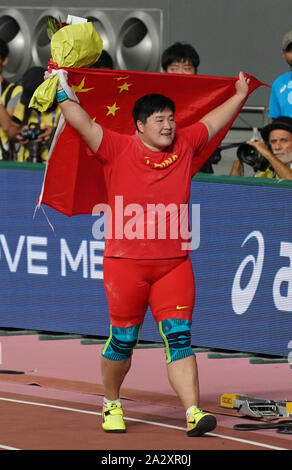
[0,335,291,453]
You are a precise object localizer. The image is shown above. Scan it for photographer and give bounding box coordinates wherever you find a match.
[0,39,23,160]
[7,67,61,163]
[230,116,292,180]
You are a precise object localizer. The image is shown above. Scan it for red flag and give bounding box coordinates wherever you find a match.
[39,68,266,216]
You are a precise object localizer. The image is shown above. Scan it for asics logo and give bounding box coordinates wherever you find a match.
[231,230,264,315]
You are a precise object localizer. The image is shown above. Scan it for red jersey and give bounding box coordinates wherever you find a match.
[93,121,208,259]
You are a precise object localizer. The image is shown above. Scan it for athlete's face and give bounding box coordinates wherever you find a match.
[269,129,292,164]
[137,108,176,151]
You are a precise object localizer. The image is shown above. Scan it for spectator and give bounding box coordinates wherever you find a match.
[0,39,22,160]
[230,116,292,179]
[161,42,215,173]
[7,67,61,163]
[0,38,9,94]
[269,31,292,119]
[161,42,200,74]
[90,50,114,69]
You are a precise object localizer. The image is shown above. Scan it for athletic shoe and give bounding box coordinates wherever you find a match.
[186,407,217,436]
[102,401,126,433]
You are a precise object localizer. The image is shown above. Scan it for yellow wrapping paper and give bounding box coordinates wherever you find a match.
[29,22,103,112]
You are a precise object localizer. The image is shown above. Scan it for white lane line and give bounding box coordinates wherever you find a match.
[0,396,289,451]
[124,417,289,451]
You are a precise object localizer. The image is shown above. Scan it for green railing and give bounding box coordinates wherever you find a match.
[2,160,292,189]
[193,171,292,189]
[0,161,44,172]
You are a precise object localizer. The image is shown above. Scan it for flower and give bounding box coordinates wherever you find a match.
[46,16,70,39]
[30,20,103,112]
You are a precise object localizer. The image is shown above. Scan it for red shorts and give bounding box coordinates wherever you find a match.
[102,256,195,328]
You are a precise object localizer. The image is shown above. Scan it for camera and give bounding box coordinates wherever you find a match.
[20,122,45,141]
[236,142,269,172]
[20,123,46,163]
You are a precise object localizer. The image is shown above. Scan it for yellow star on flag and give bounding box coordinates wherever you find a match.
[106,102,120,116]
[118,82,132,93]
[72,77,94,93]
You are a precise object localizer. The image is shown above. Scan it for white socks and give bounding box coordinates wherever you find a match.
[104,397,120,406]
[186,405,200,418]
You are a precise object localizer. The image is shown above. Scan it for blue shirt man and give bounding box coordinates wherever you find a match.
[269,31,292,119]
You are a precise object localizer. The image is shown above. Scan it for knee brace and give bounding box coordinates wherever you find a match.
[158,319,194,364]
[102,324,142,361]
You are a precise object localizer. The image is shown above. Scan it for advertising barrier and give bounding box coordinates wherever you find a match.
[1,163,292,357]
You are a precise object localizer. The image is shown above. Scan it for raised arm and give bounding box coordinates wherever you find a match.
[200,72,250,142]
[45,71,103,153]
[58,98,103,153]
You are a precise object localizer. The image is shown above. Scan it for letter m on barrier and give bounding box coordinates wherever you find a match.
[60,239,88,278]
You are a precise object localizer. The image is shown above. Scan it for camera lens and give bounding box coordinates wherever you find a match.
[237,143,260,166]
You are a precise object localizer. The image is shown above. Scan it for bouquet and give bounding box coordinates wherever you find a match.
[29,17,103,112]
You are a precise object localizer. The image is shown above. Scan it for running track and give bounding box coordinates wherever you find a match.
[0,334,291,453]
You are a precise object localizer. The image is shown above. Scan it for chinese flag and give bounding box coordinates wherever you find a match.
[39,68,265,216]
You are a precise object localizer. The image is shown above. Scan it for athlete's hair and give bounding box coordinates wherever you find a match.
[132,93,175,129]
[161,42,200,72]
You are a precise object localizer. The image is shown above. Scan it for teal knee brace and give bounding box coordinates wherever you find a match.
[159,319,194,364]
[102,324,142,361]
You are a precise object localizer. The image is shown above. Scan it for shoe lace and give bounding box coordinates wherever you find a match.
[105,402,123,415]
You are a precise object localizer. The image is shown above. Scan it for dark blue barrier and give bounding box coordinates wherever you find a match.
[1,163,292,357]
